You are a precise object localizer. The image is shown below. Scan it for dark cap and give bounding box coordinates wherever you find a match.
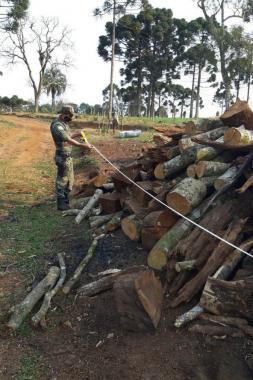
[59,105,74,116]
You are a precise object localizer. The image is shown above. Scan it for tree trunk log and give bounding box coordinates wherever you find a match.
[175,260,197,273]
[89,212,122,229]
[220,99,253,130]
[166,178,207,216]
[32,253,66,327]
[75,189,103,224]
[196,161,231,178]
[199,314,253,338]
[99,192,123,214]
[147,200,208,270]
[196,137,223,161]
[154,148,197,180]
[141,226,169,251]
[77,265,147,296]
[189,324,244,338]
[130,181,153,207]
[224,125,246,144]
[7,266,60,330]
[114,270,164,331]
[185,118,224,136]
[121,215,143,241]
[171,218,246,307]
[143,210,178,229]
[187,165,197,178]
[214,166,239,190]
[179,127,227,152]
[200,276,253,321]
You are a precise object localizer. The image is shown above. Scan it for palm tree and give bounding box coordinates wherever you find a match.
[43,66,67,112]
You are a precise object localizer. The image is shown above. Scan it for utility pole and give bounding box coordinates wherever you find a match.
[109,0,116,123]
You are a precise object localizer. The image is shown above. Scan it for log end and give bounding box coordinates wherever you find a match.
[195,161,205,178]
[166,192,191,216]
[147,248,167,271]
[154,164,166,180]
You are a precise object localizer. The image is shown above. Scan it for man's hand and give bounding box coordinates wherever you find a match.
[80,143,93,150]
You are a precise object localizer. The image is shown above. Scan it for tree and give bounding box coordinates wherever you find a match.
[0,0,29,31]
[1,17,72,112]
[94,0,146,121]
[197,0,253,108]
[43,65,67,112]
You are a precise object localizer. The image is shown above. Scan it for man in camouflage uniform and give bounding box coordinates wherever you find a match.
[50,105,92,211]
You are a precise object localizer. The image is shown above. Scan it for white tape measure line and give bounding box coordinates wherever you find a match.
[92,144,253,260]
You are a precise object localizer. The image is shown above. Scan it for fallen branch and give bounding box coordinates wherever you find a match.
[7,266,60,331]
[75,189,103,224]
[32,253,66,328]
[62,209,80,217]
[62,235,104,295]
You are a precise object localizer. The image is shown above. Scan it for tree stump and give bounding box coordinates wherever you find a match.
[220,99,253,130]
[114,270,164,331]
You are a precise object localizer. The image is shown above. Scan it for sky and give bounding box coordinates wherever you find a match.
[0,0,251,116]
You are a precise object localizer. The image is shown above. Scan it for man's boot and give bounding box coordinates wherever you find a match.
[64,192,70,205]
[57,198,70,211]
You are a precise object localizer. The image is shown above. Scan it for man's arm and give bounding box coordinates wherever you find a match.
[66,136,92,149]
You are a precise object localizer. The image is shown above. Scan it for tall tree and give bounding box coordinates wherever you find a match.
[0,0,29,31]
[94,0,146,121]
[1,17,72,112]
[43,65,67,112]
[197,0,253,108]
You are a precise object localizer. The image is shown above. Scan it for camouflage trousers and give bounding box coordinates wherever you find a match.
[55,155,74,199]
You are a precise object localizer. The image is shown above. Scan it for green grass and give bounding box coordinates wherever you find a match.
[0,118,18,128]
[33,161,54,177]
[0,204,62,282]
[18,355,40,380]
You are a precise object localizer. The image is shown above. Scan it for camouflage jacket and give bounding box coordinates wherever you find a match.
[50,119,72,156]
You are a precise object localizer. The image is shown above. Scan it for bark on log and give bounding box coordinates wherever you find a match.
[121,215,143,241]
[200,276,253,321]
[196,161,231,178]
[111,165,141,191]
[166,178,207,216]
[200,314,253,338]
[114,270,164,331]
[143,210,178,229]
[70,197,91,209]
[214,166,239,190]
[154,148,197,180]
[187,165,197,178]
[171,218,246,307]
[99,192,122,214]
[62,235,104,295]
[94,213,123,235]
[191,136,253,152]
[185,118,224,136]
[189,324,244,338]
[196,137,224,161]
[32,253,66,327]
[7,266,60,330]
[62,209,80,217]
[141,227,169,251]
[89,212,122,229]
[179,127,227,152]
[77,265,147,296]
[220,99,253,130]
[147,200,209,270]
[75,189,103,224]
[130,181,153,207]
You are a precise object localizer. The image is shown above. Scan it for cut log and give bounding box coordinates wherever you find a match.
[130,181,153,207]
[75,189,103,224]
[153,133,172,145]
[214,166,239,190]
[187,165,197,178]
[147,200,208,270]
[99,192,122,214]
[200,276,253,321]
[224,125,246,144]
[220,99,253,130]
[179,127,227,152]
[192,136,253,152]
[196,137,224,161]
[199,314,253,338]
[185,118,224,136]
[166,178,207,216]
[121,215,143,241]
[62,235,104,295]
[77,265,147,296]
[143,210,178,229]
[94,213,123,235]
[154,148,197,180]
[114,270,164,331]
[89,213,116,229]
[195,161,231,178]
[124,197,150,219]
[91,174,108,188]
[111,165,141,191]
[7,266,60,330]
[141,226,169,251]
[189,324,244,338]
[32,253,66,327]
[171,218,246,307]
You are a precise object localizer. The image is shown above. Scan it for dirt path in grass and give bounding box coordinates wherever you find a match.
[0,115,253,380]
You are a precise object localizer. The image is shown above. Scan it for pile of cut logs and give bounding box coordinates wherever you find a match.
[7,100,253,336]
